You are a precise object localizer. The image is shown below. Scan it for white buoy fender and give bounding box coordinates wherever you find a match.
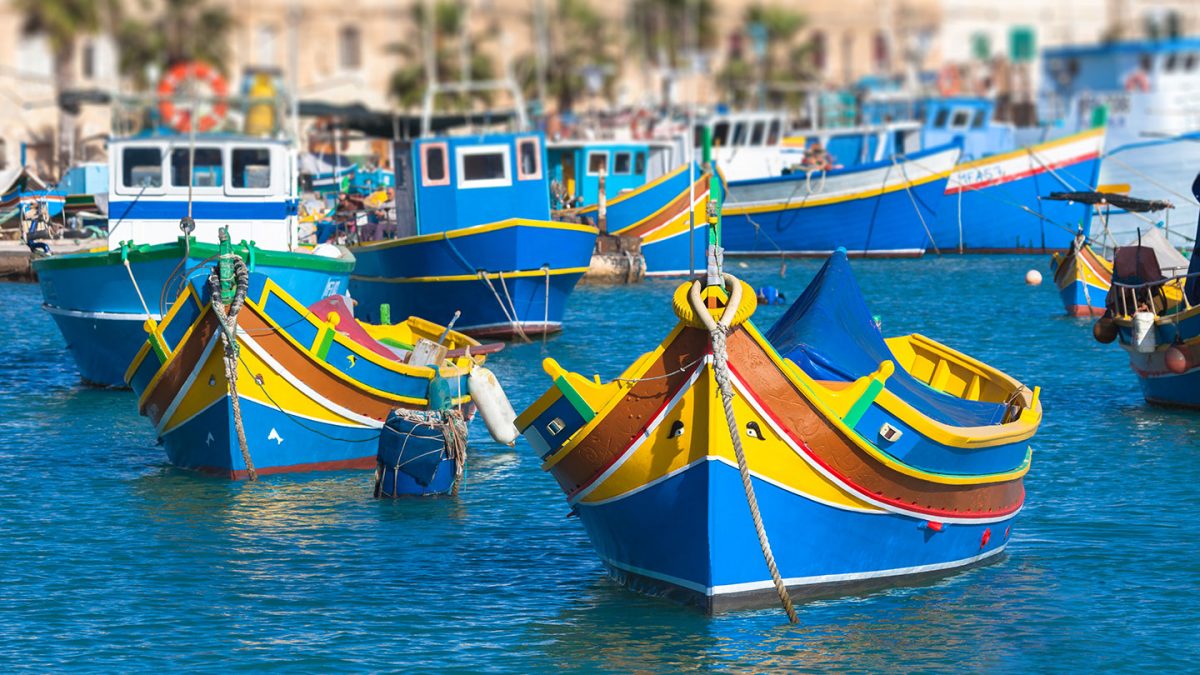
[1025,269,1042,286]
[469,366,518,446]
[1132,311,1157,353]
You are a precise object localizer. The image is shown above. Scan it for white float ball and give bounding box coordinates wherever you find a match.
[1025,269,1043,286]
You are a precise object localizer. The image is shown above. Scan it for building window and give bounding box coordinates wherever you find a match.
[170,147,223,187]
[421,142,449,186]
[873,31,889,70]
[587,151,607,175]
[81,41,95,80]
[256,26,277,67]
[613,151,632,174]
[122,148,163,188]
[339,26,361,70]
[457,144,511,189]
[516,137,541,180]
[811,31,826,71]
[231,148,272,189]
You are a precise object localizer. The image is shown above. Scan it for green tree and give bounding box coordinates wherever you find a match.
[718,3,813,107]
[388,1,496,111]
[116,0,234,91]
[13,0,111,175]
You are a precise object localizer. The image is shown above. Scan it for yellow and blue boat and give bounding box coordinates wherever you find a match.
[125,254,485,480]
[517,244,1041,612]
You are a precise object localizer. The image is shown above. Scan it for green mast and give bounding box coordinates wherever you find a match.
[701,126,724,287]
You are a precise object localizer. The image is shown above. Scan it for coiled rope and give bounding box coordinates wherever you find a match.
[208,255,257,481]
[687,274,798,623]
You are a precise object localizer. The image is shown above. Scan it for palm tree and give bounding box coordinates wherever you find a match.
[718,3,813,107]
[388,1,497,111]
[116,0,234,90]
[13,0,110,176]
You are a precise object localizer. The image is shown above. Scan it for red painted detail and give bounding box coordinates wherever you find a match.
[467,322,562,339]
[727,362,1024,520]
[210,455,377,480]
[1064,304,1108,318]
[925,521,944,532]
[980,528,992,548]
[1004,526,1011,539]
[945,151,1101,195]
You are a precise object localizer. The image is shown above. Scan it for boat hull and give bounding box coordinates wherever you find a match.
[34,240,351,387]
[350,220,597,338]
[1052,244,1111,317]
[933,129,1105,252]
[721,145,960,257]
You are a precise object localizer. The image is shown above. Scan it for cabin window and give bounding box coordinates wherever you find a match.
[933,109,949,128]
[634,152,646,175]
[122,147,163,188]
[587,151,607,175]
[171,147,223,187]
[1185,53,1199,71]
[231,148,272,189]
[457,144,511,189]
[693,124,705,148]
[767,120,781,145]
[613,151,632,174]
[971,109,987,129]
[1164,53,1178,73]
[421,142,449,186]
[749,121,766,146]
[731,122,747,146]
[516,137,541,180]
[949,109,972,129]
[712,122,729,146]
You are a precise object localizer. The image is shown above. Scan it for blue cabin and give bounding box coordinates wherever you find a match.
[917,98,1014,162]
[546,140,678,208]
[395,132,552,237]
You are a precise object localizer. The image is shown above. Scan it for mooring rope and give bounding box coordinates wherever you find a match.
[541,265,550,347]
[209,255,257,481]
[891,154,941,255]
[688,275,798,624]
[497,271,531,343]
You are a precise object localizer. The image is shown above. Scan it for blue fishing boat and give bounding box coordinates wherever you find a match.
[721,143,960,257]
[918,98,1106,252]
[349,132,598,338]
[516,149,1039,614]
[34,98,355,387]
[1094,174,1200,408]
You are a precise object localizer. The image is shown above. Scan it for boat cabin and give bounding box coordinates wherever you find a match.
[107,134,299,251]
[546,140,677,208]
[918,98,1014,162]
[392,131,552,237]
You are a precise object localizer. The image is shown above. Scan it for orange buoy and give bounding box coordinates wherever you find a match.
[1165,345,1190,374]
[1093,317,1117,344]
[157,61,229,133]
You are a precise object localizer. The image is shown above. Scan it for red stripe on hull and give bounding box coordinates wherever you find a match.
[201,455,379,480]
[1065,305,1106,317]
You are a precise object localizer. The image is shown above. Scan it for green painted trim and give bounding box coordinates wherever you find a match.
[315,327,335,360]
[149,334,169,364]
[31,237,355,274]
[378,336,413,351]
[554,375,595,422]
[843,378,885,428]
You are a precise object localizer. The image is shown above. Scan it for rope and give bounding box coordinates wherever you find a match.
[124,258,153,319]
[542,265,550,347]
[891,154,940,255]
[497,271,531,343]
[209,256,257,481]
[689,275,797,624]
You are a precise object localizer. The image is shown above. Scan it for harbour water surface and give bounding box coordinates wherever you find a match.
[0,256,1196,670]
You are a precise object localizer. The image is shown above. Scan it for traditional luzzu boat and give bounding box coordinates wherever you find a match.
[33,80,355,387]
[515,156,1040,615]
[552,149,711,275]
[1093,175,1200,408]
[1048,191,1182,317]
[720,143,960,258]
[124,231,489,481]
[348,131,598,339]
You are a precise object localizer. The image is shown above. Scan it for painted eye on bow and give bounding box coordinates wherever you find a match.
[668,420,685,438]
[745,421,765,440]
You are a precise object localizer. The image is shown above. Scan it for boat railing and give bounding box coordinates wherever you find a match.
[1109,270,1200,317]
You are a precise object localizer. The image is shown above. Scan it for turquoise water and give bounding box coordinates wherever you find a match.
[1,255,1196,671]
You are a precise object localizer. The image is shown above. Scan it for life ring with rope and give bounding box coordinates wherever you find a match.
[157,61,229,133]
[1124,70,1150,93]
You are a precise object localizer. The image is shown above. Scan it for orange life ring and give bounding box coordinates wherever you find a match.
[1124,70,1150,93]
[157,61,229,133]
[937,66,962,96]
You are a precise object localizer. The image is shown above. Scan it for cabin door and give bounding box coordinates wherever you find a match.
[392,141,417,238]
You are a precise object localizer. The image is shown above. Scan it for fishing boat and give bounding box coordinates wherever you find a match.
[549,139,711,275]
[348,131,598,338]
[0,166,65,235]
[1048,191,1181,317]
[1093,174,1200,408]
[1035,38,1200,249]
[516,145,1040,614]
[921,99,1106,252]
[124,231,490,480]
[720,143,960,257]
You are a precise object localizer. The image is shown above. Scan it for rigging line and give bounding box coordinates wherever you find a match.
[890,155,940,255]
[1103,154,1200,207]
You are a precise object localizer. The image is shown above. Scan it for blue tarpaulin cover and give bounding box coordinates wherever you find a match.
[766,249,1007,427]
